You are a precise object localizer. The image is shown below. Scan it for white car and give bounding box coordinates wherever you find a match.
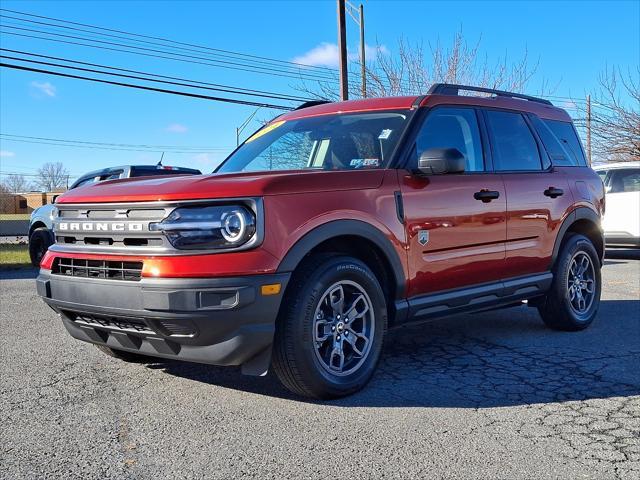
[28,164,202,265]
[593,161,640,247]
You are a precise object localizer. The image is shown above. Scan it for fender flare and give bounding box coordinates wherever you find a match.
[276,219,406,299]
[550,206,603,268]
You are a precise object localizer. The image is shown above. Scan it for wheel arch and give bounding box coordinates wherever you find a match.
[276,220,407,320]
[551,207,604,268]
[29,221,52,239]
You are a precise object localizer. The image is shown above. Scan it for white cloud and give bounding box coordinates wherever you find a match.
[166,123,188,133]
[0,150,15,158]
[292,42,389,68]
[293,42,341,68]
[30,81,56,97]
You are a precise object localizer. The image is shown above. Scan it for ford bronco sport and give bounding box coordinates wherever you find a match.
[36,84,605,399]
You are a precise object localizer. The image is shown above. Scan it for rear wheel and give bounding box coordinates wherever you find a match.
[538,234,601,331]
[29,227,53,267]
[272,255,387,399]
[94,344,153,363]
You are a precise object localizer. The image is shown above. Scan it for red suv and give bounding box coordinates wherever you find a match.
[37,84,605,399]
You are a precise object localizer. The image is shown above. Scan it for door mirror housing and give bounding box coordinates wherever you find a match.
[415,148,466,175]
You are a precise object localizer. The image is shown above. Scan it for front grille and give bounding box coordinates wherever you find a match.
[52,257,143,281]
[65,310,154,334]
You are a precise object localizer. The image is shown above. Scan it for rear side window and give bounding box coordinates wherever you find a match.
[485,110,542,171]
[414,107,484,172]
[530,116,575,166]
[608,169,640,193]
[543,120,587,166]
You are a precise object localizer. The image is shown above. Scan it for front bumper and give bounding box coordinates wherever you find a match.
[36,270,290,375]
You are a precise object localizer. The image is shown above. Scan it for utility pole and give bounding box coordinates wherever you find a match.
[337,0,349,101]
[236,107,261,146]
[359,3,366,98]
[346,2,366,98]
[586,94,592,165]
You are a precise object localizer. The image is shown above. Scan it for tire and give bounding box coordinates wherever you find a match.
[272,255,387,399]
[94,344,154,363]
[538,234,602,331]
[29,227,54,267]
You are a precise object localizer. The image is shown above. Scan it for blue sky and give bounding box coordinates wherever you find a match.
[0,0,638,183]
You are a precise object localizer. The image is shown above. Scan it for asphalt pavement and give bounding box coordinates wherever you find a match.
[1,250,638,479]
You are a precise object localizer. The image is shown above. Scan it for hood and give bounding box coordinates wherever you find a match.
[56,169,386,204]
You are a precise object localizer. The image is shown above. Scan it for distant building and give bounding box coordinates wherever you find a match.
[0,191,64,214]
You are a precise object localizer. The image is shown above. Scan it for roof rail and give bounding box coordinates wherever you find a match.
[427,83,553,106]
[295,100,332,110]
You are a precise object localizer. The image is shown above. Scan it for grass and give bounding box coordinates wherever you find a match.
[0,244,32,269]
[0,214,30,220]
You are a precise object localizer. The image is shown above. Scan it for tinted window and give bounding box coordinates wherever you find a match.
[530,116,574,166]
[414,107,484,172]
[609,169,640,193]
[72,176,98,189]
[132,166,201,176]
[543,119,587,166]
[486,111,542,171]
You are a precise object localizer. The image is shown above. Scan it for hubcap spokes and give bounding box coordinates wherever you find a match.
[567,252,595,315]
[313,281,374,376]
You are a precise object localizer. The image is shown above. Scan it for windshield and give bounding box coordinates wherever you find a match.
[216,111,409,173]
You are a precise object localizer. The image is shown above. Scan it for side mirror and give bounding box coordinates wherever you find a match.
[52,195,59,203]
[415,148,466,175]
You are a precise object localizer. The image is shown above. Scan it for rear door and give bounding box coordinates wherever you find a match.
[483,109,574,278]
[400,106,507,298]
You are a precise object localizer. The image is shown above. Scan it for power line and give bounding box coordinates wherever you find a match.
[1,48,316,102]
[0,24,338,83]
[0,8,338,74]
[0,138,229,153]
[0,14,336,78]
[0,134,232,151]
[0,50,316,103]
[0,62,296,109]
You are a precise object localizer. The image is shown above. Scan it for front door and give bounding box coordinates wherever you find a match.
[400,106,507,299]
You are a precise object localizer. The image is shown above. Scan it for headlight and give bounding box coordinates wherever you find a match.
[150,205,256,250]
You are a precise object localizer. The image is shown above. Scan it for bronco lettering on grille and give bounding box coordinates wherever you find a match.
[57,222,145,232]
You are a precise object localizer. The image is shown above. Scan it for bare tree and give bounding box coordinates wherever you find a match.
[35,162,69,192]
[298,31,550,100]
[2,173,30,193]
[578,67,640,163]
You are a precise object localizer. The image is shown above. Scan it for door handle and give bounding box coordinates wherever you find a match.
[544,187,564,198]
[474,190,500,203]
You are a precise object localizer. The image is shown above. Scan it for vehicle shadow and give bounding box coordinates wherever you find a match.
[153,299,640,407]
[0,267,38,280]
[605,248,640,261]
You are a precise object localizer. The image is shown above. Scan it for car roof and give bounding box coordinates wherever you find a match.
[593,161,640,170]
[280,93,571,122]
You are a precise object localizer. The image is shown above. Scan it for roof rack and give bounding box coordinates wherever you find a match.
[295,100,332,110]
[427,83,553,106]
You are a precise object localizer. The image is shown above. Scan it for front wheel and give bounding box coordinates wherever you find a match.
[538,234,602,331]
[272,255,387,399]
[29,227,53,267]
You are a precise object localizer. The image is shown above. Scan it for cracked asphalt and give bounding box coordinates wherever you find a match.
[1,249,638,479]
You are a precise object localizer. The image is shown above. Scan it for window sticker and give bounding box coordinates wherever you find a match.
[350,158,380,168]
[245,121,286,143]
[378,129,393,140]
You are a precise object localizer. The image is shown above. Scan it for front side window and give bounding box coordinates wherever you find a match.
[486,110,542,171]
[217,111,409,173]
[414,107,484,172]
[608,169,640,193]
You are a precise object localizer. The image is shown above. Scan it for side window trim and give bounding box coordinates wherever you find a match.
[480,107,547,173]
[404,104,487,174]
